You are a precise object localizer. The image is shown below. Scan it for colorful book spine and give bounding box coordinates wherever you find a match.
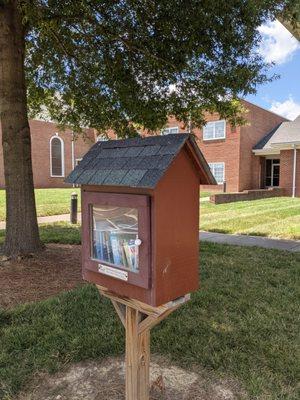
[110,232,122,265]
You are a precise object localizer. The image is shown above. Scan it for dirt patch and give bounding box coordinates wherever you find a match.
[17,356,247,400]
[0,244,84,309]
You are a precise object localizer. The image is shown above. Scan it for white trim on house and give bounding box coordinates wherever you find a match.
[252,149,280,156]
[203,120,226,141]
[208,162,225,184]
[71,134,75,170]
[253,143,300,155]
[50,134,65,177]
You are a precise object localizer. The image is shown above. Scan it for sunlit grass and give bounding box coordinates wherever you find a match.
[200,197,300,240]
[0,188,80,221]
[0,243,299,399]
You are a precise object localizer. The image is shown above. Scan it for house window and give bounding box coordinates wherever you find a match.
[97,135,108,141]
[209,162,225,184]
[50,135,64,177]
[203,120,226,140]
[161,126,179,135]
[75,158,82,166]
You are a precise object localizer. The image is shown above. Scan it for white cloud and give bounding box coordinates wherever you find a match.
[258,20,300,64]
[270,96,300,120]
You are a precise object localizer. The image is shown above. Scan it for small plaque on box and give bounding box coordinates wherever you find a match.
[98,264,128,281]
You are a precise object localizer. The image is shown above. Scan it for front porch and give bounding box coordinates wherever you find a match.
[258,156,281,190]
[253,116,300,197]
[255,149,300,197]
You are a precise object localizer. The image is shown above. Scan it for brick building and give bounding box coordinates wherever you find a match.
[253,115,300,197]
[0,119,95,188]
[0,100,298,196]
[162,100,300,196]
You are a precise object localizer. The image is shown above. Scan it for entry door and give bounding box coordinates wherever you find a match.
[266,159,280,187]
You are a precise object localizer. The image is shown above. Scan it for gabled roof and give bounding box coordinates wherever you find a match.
[253,116,300,151]
[66,133,216,188]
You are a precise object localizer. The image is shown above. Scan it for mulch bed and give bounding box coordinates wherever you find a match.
[0,244,84,309]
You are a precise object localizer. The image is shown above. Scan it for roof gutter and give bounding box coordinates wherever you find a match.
[253,142,300,155]
[271,141,300,148]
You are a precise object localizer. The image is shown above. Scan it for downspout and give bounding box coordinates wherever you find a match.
[292,145,297,198]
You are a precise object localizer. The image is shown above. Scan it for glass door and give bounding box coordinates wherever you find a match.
[272,163,280,187]
[265,159,280,187]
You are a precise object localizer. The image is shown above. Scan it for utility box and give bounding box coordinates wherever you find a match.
[66,134,216,306]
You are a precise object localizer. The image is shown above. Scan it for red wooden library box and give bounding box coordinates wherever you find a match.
[66,134,216,306]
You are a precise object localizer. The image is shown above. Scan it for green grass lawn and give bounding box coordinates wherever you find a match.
[200,191,211,198]
[200,196,300,240]
[0,222,81,246]
[0,188,80,221]
[0,242,299,399]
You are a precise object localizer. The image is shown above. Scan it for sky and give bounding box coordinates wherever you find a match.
[246,20,300,121]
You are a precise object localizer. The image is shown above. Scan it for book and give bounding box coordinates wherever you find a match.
[110,232,122,265]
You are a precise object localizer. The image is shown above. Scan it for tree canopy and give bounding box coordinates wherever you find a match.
[22,0,296,136]
[0,0,297,257]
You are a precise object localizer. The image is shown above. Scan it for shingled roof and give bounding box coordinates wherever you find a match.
[254,115,300,151]
[66,133,215,188]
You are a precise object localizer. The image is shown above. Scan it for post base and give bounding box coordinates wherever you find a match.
[97,285,190,400]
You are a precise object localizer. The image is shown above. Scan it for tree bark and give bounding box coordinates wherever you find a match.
[0,0,43,256]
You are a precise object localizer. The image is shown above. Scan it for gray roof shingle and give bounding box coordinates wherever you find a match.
[254,115,300,151]
[66,133,215,188]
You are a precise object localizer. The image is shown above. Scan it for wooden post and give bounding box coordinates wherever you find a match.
[97,285,190,400]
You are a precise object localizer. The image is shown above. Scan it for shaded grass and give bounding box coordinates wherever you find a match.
[0,222,81,246]
[200,196,300,240]
[0,189,80,221]
[0,243,299,399]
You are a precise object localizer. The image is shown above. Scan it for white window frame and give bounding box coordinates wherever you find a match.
[208,162,225,184]
[50,134,65,177]
[161,126,179,135]
[75,158,82,166]
[97,135,108,142]
[203,120,226,141]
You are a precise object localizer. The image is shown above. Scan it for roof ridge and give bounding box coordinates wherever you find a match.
[65,133,215,188]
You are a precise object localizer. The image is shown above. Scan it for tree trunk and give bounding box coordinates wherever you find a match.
[0,1,43,257]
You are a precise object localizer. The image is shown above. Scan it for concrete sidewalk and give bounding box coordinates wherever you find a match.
[200,231,300,252]
[0,213,82,230]
[1,213,299,252]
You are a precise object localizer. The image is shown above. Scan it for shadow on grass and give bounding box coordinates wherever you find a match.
[0,222,81,247]
[0,243,299,399]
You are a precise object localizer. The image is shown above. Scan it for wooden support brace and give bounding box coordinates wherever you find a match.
[97,286,190,400]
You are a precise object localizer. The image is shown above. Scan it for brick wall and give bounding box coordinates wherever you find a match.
[210,187,286,204]
[193,116,241,192]
[0,120,95,189]
[239,100,287,191]
[161,114,241,192]
[164,104,286,193]
[280,149,300,196]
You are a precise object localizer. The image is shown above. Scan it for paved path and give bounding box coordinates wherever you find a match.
[0,213,82,230]
[200,231,300,252]
[1,213,299,252]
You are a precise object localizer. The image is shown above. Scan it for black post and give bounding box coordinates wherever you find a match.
[70,192,78,224]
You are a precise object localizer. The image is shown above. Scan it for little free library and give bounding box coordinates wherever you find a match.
[66,133,215,399]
